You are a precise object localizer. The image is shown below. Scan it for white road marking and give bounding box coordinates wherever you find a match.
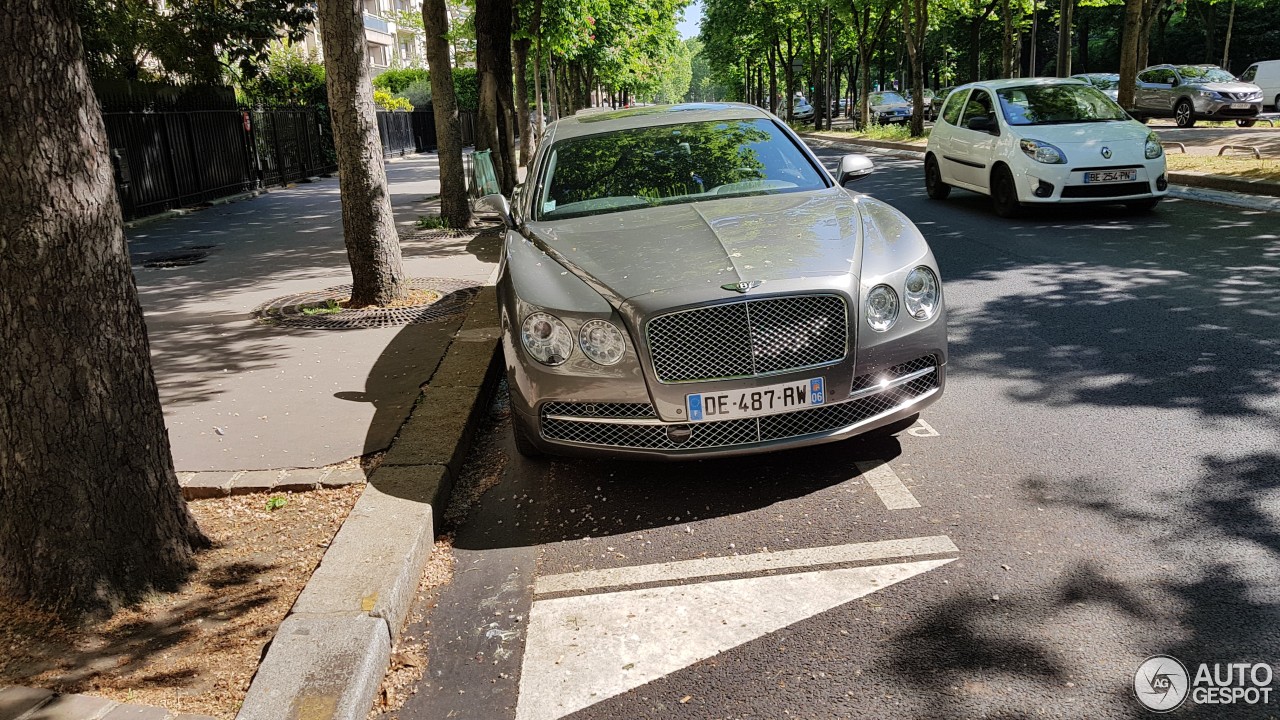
[534,535,957,596]
[907,418,940,437]
[516,557,954,720]
[855,460,921,510]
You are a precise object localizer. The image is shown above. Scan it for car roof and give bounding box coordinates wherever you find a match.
[958,77,1090,92]
[545,103,773,141]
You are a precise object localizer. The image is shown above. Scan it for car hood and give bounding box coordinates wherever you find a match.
[1197,81,1261,94]
[872,102,910,111]
[525,188,863,304]
[1012,119,1151,144]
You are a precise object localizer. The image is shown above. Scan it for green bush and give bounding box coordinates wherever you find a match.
[400,77,432,107]
[374,88,413,111]
[373,67,429,94]
[243,44,327,106]
[368,67,477,111]
[452,67,478,111]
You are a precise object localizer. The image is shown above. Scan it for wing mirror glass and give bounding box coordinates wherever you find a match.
[476,193,514,227]
[837,154,874,185]
[967,116,999,135]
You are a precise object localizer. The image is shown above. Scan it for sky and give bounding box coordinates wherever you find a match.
[676,0,704,40]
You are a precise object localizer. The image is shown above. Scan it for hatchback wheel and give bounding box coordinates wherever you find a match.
[1126,197,1161,213]
[925,155,951,200]
[1174,99,1196,128]
[991,165,1022,218]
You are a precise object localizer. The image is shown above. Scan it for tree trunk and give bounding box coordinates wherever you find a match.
[1118,0,1143,109]
[423,0,472,227]
[1,0,207,618]
[475,0,517,195]
[1220,0,1235,69]
[768,41,778,114]
[1077,13,1090,72]
[968,19,982,82]
[532,0,545,133]
[318,0,407,307]
[514,38,532,167]
[1002,0,1013,78]
[1056,0,1073,76]
[903,0,928,137]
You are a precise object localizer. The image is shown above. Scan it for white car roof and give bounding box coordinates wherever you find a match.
[956,77,1090,93]
[546,103,773,142]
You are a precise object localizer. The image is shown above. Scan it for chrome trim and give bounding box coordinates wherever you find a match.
[543,414,668,426]
[846,364,937,400]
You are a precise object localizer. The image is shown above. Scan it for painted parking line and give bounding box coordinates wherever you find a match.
[535,534,957,596]
[854,460,921,510]
[517,536,958,720]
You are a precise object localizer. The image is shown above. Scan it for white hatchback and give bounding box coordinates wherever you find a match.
[924,78,1168,217]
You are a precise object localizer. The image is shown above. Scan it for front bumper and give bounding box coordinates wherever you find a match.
[517,354,945,460]
[1012,156,1169,204]
[1194,98,1262,119]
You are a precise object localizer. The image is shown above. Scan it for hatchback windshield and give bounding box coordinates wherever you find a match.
[1081,74,1119,90]
[1176,66,1237,83]
[870,92,906,105]
[996,83,1130,125]
[535,118,827,220]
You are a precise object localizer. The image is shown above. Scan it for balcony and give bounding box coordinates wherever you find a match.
[363,13,390,34]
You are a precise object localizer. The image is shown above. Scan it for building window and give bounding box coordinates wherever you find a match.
[368,43,389,67]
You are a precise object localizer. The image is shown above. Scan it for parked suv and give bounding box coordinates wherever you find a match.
[1132,64,1263,127]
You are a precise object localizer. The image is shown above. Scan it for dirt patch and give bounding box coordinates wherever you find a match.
[0,486,363,720]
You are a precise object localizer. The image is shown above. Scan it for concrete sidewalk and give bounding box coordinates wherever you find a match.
[127,154,500,472]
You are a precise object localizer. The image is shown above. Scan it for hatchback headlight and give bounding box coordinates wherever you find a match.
[1145,132,1163,159]
[1018,139,1066,164]
[578,319,626,365]
[904,267,940,320]
[866,285,899,332]
[521,312,573,365]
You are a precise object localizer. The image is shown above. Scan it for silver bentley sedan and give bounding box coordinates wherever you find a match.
[479,103,947,459]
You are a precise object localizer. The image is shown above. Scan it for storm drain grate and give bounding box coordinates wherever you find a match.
[252,277,482,329]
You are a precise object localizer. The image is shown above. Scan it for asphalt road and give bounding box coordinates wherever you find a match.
[391,149,1280,720]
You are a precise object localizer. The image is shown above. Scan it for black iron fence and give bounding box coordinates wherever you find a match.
[105,103,479,221]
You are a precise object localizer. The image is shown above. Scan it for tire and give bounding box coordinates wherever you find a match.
[1236,119,1257,128]
[925,155,951,200]
[1275,95,1280,112]
[1126,197,1161,212]
[1134,114,1150,124]
[511,411,544,458]
[1174,99,1196,128]
[991,165,1023,218]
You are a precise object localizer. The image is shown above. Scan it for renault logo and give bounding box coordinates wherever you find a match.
[1101,146,1113,159]
[722,280,763,293]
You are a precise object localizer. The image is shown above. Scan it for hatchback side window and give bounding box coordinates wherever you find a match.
[958,90,995,129]
[940,90,967,126]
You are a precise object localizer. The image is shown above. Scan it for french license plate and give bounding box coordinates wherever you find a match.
[1231,102,1252,109]
[1083,169,1137,184]
[687,378,826,422]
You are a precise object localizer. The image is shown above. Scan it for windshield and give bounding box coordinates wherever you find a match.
[1081,75,1119,90]
[1176,66,1237,83]
[997,84,1130,125]
[535,118,827,221]
[870,92,906,105]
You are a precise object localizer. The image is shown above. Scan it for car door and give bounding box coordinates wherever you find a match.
[1135,69,1169,114]
[930,89,968,185]
[949,88,1000,190]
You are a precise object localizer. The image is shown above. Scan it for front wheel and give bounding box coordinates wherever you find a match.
[925,155,951,200]
[1126,197,1161,213]
[991,165,1023,218]
[1174,99,1197,128]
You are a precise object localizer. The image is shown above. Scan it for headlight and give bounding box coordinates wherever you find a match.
[904,267,940,320]
[866,285,899,332]
[1018,139,1066,164]
[1145,132,1163,159]
[1206,90,1226,101]
[578,319,626,366]
[521,312,573,365]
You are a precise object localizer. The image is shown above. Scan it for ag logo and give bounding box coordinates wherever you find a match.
[1101,146,1113,159]
[1135,655,1190,712]
[721,280,763,293]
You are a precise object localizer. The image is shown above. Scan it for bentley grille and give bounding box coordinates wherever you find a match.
[539,355,939,451]
[646,294,848,383]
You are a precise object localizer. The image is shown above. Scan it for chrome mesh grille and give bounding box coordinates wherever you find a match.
[646,294,848,383]
[542,402,657,418]
[539,356,938,451]
[849,355,939,393]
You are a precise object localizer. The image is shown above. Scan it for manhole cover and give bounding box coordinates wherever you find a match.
[398,221,502,242]
[140,250,210,268]
[253,277,482,329]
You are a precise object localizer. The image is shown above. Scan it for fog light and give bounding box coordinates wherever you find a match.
[666,425,692,444]
[1156,175,1168,191]
[1033,180,1054,198]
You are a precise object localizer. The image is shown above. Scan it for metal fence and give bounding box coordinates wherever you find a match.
[105,102,479,220]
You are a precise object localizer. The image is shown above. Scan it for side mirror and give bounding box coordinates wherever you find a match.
[837,154,874,185]
[476,193,514,228]
[967,116,999,135]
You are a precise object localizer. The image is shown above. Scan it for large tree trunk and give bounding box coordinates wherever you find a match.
[1077,12,1090,73]
[532,0,545,133]
[514,38,533,168]
[475,0,517,195]
[1002,0,1013,78]
[903,0,928,137]
[1,0,207,618]
[1056,0,1073,76]
[1118,0,1144,109]
[423,0,472,227]
[318,0,406,307]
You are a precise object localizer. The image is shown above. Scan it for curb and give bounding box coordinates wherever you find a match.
[798,132,1280,212]
[123,189,267,229]
[235,286,503,720]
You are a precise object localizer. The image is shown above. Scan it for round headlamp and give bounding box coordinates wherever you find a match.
[904,266,940,320]
[579,319,626,366]
[521,312,573,365]
[866,285,899,332]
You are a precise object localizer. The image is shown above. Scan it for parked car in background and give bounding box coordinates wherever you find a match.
[791,97,815,121]
[868,92,913,124]
[1071,73,1121,102]
[1240,60,1280,111]
[1131,64,1263,127]
[925,78,1167,217]
[930,87,955,121]
[484,102,947,459]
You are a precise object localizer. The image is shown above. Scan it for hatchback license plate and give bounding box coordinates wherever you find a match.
[1083,169,1137,184]
[687,378,825,422]
[1231,102,1252,109]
